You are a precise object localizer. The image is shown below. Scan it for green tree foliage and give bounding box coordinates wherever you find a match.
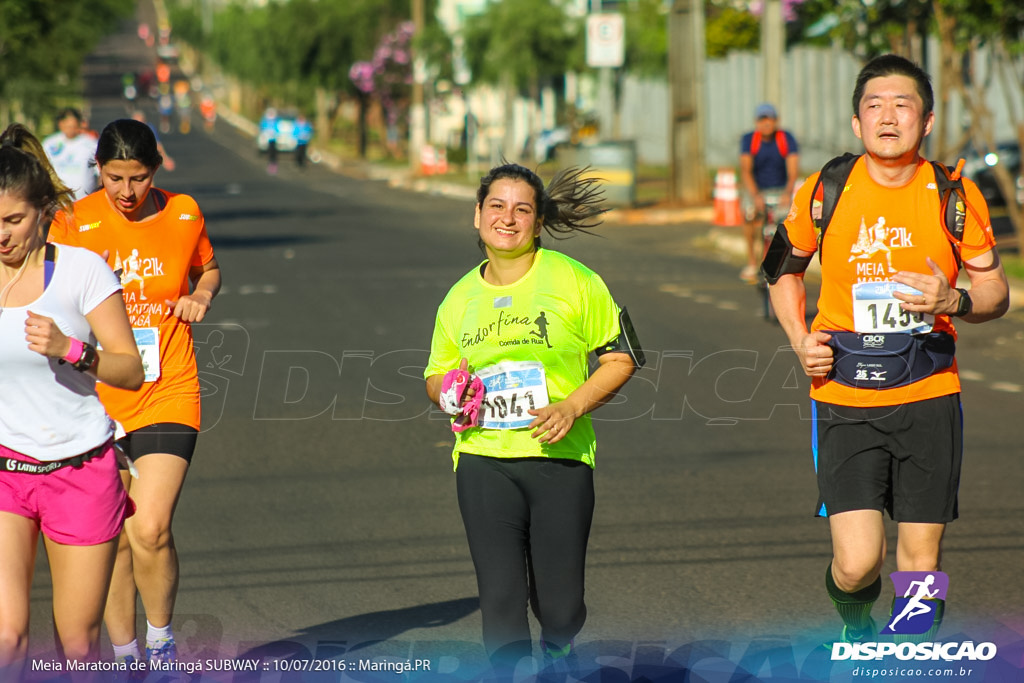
[167,3,203,47]
[932,0,1024,53]
[462,0,578,92]
[705,3,760,58]
[623,0,669,76]
[170,0,447,100]
[792,0,932,58]
[791,0,1024,239]
[416,19,455,84]
[0,0,133,121]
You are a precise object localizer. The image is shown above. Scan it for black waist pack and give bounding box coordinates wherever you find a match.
[825,331,955,389]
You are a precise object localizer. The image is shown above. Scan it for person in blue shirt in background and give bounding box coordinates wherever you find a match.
[738,103,800,282]
[260,107,280,174]
[294,114,313,168]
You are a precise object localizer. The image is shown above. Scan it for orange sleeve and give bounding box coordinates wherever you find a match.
[191,224,215,267]
[172,195,214,267]
[47,209,79,246]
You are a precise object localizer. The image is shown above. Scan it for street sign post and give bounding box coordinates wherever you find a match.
[586,13,625,69]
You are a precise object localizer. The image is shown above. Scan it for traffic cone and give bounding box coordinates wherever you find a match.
[420,145,437,176]
[713,168,743,226]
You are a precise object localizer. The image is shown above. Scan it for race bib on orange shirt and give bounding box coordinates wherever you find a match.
[851,282,933,335]
[133,327,161,382]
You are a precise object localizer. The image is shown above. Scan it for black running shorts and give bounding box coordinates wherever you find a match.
[812,394,962,523]
[116,422,199,465]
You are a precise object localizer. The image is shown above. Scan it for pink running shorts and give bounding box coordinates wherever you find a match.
[0,443,133,545]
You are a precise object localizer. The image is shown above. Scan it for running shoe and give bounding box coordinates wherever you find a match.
[112,654,147,682]
[539,639,578,682]
[822,617,878,651]
[740,264,759,282]
[146,637,178,664]
[841,617,878,644]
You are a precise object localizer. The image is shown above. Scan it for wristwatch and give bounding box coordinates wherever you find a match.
[72,342,98,372]
[952,288,972,317]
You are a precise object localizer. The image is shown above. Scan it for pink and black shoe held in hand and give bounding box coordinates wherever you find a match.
[439,368,485,433]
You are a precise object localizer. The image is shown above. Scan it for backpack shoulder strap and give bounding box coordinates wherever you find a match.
[810,152,860,259]
[44,242,56,289]
[930,160,966,245]
[775,130,788,158]
[749,130,789,159]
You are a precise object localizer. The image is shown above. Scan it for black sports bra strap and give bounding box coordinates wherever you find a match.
[44,242,56,289]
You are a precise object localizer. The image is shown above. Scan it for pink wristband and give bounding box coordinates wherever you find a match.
[63,338,85,364]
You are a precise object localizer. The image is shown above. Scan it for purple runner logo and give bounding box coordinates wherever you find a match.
[880,571,948,635]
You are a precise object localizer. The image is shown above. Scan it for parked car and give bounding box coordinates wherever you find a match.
[958,141,1021,240]
[257,108,300,153]
[524,127,572,164]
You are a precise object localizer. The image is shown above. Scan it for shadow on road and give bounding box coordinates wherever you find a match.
[238,597,480,658]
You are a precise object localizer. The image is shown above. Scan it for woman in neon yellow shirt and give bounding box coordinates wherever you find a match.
[425,163,642,677]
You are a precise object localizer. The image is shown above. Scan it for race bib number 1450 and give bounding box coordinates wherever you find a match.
[852,282,934,335]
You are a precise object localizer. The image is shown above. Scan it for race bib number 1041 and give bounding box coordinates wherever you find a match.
[476,361,549,430]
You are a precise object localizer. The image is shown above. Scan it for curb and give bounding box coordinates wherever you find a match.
[605,205,714,225]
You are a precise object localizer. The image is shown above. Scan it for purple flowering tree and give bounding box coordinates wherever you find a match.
[348,21,415,159]
[749,0,806,22]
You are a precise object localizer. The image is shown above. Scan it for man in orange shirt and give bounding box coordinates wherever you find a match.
[764,55,1009,644]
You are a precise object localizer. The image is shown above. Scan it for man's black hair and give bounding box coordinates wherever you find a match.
[852,54,933,117]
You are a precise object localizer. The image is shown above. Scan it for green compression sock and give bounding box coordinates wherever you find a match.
[825,563,881,634]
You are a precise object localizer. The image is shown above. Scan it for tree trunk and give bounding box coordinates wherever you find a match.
[315,87,331,143]
[502,73,516,161]
[358,93,368,159]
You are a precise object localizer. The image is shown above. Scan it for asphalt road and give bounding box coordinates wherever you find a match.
[25,6,1024,682]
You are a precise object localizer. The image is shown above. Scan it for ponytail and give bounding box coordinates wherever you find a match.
[0,123,75,220]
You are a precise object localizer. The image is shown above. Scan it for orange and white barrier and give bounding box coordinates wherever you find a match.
[420,145,448,176]
[713,168,742,226]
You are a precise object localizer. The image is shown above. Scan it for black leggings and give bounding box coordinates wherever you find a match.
[456,454,594,666]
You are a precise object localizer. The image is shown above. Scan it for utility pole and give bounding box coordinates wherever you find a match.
[409,0,426,172]
[668,0,708,204]
[761,0,783,110]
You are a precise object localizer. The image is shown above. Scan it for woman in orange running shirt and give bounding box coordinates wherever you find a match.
[49,118,221,666]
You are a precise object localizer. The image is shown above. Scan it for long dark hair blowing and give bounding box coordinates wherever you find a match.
[476,163,606,248]
[95,118,163,169]
[0,123,74,221]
